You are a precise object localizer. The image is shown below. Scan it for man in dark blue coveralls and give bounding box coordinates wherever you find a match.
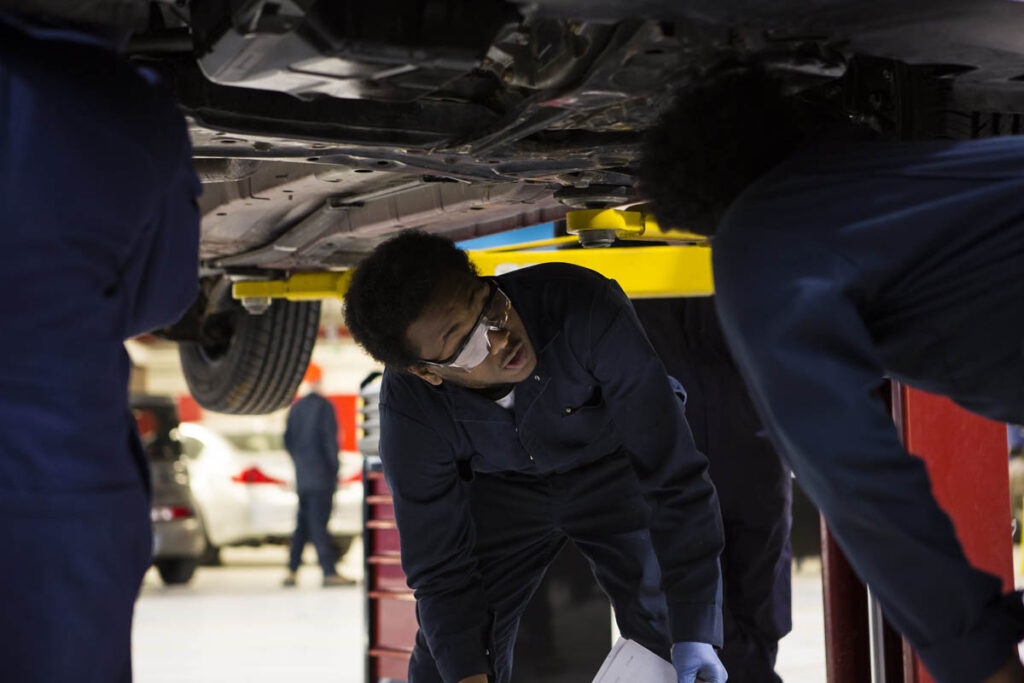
[283,363,351,587]
[633,298,792,683]
[0,11,200,683]
[344,231,727,683]
[639,68,1024,683]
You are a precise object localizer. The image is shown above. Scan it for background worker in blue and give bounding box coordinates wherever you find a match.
[0,11,200,683]
[633,297,792,683]
[344,231,727,683]
[283,363,351,587]
[639,67,1024,683]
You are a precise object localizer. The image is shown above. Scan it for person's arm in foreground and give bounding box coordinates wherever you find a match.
[713,236,1021,682]
[582,278,726,682]
[380,398,491,682]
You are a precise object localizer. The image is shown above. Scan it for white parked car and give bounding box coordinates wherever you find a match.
[177,422,363,562]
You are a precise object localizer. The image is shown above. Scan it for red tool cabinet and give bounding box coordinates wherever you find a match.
[364,463,416,681]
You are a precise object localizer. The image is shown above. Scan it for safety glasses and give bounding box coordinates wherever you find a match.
[420,279,511,371]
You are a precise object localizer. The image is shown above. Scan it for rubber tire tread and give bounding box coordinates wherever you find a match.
[179,298,321,415]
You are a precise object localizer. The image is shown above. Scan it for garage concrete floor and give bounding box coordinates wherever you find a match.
[133,543,828,683]
[134,545,366,683]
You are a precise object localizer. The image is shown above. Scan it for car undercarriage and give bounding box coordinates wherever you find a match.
[9,0,1024,413]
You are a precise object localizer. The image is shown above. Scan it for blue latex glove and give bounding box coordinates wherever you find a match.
[672,642,728,683]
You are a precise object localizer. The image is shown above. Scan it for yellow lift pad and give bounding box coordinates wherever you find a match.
[565,208,709,245]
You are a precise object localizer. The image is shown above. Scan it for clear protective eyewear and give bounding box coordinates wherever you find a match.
[421,280,511,371]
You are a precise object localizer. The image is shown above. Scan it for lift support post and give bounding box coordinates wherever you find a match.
[824,385,1014,683]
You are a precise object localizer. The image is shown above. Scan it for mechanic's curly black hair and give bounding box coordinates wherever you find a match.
[343,230,478,370]
[638,67,815,235]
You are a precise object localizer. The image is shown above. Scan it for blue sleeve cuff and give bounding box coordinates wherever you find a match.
[667,600,724,649]
[429,625,491,682]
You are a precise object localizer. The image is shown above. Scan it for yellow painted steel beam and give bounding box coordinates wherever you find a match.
[232,245,712,302]
[477,235,579,252]
[232,270,352,301]
[471,245,712,298]
[232,208,715,304]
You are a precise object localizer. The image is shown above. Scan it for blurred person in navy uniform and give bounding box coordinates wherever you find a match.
[639,67,1024,683]
[283,363,352,587]
[1007,425,1024,458]
[344,231,726,683]
[634,297,791,683]
[0,10,200,683]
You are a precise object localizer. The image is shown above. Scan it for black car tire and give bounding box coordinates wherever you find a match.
[332,534,356,560]
[179,283,321,415]
[195,513,222,566]
[200,540,222,566]
[155,558,198,585]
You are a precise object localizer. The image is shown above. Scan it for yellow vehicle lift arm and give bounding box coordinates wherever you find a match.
[232,210,713,307]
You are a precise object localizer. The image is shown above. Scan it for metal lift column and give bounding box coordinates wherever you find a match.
[823,385,1014,682]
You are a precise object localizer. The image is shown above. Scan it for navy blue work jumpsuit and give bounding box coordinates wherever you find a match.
[0,17,200,682]
[633,297,792,683]
[712,132,1024,683]
[284,391,340,575]
[379,263,725,683]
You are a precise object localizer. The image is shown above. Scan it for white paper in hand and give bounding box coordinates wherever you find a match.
[592,637,676,683]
